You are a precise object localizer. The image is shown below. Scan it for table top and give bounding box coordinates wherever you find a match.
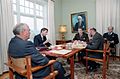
[40,48,84,58]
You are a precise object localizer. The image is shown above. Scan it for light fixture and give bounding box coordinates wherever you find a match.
[59,25,67,40]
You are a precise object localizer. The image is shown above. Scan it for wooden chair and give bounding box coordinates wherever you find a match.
[5,56,58,79]
[84,41,110,79]
[110,45,117,60]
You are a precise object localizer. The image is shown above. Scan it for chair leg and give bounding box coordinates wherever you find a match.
[107,54,109,69]
[103,62,106,79]
[86,59,88,74]
[9,68,14,79]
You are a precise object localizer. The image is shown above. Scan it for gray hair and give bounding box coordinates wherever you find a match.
[13,23,27,35]
[108,26,114,30]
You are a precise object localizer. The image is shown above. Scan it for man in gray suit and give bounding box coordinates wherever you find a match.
[81,28,104,72]
[8,23,66,79]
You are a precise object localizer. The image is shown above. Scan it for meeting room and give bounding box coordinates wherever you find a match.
[0,0,120,79]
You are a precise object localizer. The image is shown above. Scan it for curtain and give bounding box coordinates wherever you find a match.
[0,0,14,74]
[47,0,56,45]
[96,0,120,56]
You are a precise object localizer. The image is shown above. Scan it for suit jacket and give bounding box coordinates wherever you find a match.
[86,32,104,58]
[103,32,119,48]
[8,36,50,78]
[34,34,51,47]
[87,32,104,50]
[73,32,89,42]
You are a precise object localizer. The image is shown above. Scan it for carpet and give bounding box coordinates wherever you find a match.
[63,59,120,79]
[1,59,120,79]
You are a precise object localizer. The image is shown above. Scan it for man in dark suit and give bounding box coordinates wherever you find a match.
[73,27,89,60]
[81,28,104,71]
[103,26,119,56]
[73,27,89,42]
[8,23,66,79]
[34,28,51,47]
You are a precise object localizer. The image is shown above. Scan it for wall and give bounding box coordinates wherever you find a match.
[54,0,62,39]
[54,0,96,40]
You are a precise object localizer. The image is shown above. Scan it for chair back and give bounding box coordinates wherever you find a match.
[7,56,32,79]
[10,57,26,69]
[103,40,110,52]
[6,55,58,79]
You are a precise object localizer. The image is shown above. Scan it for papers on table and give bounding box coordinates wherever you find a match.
[49,49,72,55]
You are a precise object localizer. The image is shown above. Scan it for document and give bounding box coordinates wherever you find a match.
[49,49,72,55]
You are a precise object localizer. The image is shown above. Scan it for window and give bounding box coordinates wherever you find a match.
[12,0,48,35]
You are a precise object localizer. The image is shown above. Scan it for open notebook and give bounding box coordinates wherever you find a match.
[49,49,72,55]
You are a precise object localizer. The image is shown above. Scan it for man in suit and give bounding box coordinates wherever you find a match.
[81,28,104,71]
[73,27,89,60]
[103,26,119,56]
[34,28,51,47]
[8,23,66,79]
[73,27,89,42]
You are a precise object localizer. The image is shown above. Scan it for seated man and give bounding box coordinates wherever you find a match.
[80,28,104,72]
[73,27,89,42]
[103,26,119,56]
[34,28,51,47]
[73,27,89,60]
[8,23,67,79]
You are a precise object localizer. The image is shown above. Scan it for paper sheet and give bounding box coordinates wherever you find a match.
[49,49,72,54]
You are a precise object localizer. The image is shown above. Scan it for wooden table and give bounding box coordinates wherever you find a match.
[56,40,72,45]
[40,48,84,79]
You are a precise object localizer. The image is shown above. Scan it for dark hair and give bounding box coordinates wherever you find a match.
[78,27,83,30]
[40,28,48,33]
[90,28,96,32]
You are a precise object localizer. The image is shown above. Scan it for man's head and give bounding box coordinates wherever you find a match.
[40,28,48,36]
[78,27,83,35]
[108,26,114,33]
[89,27,96,36]
[77,15,82,23]
[13,23,30,40]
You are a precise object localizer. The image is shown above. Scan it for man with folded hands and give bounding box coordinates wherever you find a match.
[73,27,89,61]
[103,26,119,56]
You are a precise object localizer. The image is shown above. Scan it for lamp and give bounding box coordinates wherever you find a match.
[59,25,67,40]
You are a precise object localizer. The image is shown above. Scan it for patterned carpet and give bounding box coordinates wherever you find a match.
[63,59,120,79]
[1,58,120,79]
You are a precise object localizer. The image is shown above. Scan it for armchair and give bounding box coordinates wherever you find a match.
[5,56,58,79]
[84,41,110,79]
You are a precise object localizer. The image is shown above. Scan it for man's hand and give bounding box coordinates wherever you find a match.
[109,41,114,43]
[43,40,50,44]
[82,42,87,48]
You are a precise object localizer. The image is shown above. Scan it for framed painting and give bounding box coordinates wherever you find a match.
[71,11,88,33]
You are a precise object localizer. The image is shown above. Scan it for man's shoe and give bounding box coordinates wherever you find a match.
[96,63,100,69]
[64,74,70,79]
[88,66,97,72]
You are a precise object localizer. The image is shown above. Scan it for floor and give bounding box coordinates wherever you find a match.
[0,57,120,79]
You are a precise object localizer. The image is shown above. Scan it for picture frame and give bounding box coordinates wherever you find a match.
[71,11,88,33]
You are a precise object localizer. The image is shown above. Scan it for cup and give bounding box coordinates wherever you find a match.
[66,43,72,49]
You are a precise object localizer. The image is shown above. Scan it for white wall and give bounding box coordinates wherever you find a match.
[54,0,62,39]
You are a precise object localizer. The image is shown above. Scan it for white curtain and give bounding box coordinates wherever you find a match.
[96,0,120,56]
[0,0,14,74]
[47,0,56,45]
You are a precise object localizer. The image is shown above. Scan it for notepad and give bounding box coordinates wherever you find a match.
[49,49,72,55]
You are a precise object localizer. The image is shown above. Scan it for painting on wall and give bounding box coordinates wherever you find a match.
[71,11,88,33]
